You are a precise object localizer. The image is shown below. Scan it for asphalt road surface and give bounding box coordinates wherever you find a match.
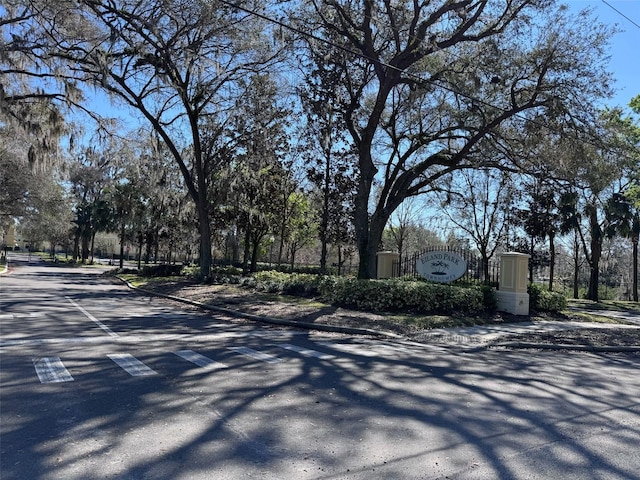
[2,255,640,479]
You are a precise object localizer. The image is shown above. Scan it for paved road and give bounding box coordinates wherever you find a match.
[2,255,640,479]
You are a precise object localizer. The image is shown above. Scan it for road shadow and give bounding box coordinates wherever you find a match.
[2,259,640,479]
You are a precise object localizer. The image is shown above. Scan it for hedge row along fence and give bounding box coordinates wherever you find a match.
[234,270,565,314]
[131,265,566,314]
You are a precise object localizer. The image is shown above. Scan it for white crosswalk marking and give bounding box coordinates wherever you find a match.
[108,354,157,376]
[26,341,366,384]
[227,346,281,364]
[174,350,227,370]
[277,343,336,360]
[33,357,74,383]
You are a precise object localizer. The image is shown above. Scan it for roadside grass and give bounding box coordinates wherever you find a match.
[565,299,640,324]
[118,274,183,288]
[567,299,640,314]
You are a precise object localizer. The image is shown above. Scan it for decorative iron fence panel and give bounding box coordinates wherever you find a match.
[393,246,500,286]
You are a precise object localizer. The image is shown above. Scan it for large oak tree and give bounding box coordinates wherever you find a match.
[295,0,614,278]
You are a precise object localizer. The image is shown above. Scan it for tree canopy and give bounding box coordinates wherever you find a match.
[293,0,615,278]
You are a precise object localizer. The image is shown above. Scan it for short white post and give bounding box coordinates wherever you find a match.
[495,252,530,315]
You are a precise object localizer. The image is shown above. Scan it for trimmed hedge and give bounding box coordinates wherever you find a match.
[319,277,489,314]
[140,264,184,277]
[252,271,324,296]
[250,271,493,314]
[528,283,567,312]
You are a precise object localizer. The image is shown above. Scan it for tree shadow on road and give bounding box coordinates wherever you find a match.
[2,263,640,479]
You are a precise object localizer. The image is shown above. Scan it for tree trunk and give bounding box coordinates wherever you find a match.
[573,230,580,299]
[81,233,90,263]
[481,253,490,285]
[587,263,600,301]
[145,232,153,264]
[633,236,638,302]
[586,209,602,302]
[119,221,125,269]
[250,237,260,273]
[73,232,80,262]
[196,200,212,280]
[355,204,373,279]
[529,236,535,283]
[137,236,143,270]
[548,232,556,292]
[153,232,160,264]
[358,212,387,280]
[242,221,251,274]
[277,223,286,266]
[289,243,296,271]
[319,153,331,274]
[354,147,378,279]
[320,235,328,274]
[90,232,96,263]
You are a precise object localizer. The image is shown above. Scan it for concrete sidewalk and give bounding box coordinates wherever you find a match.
[566,307,640,325]
[412,318,640,351]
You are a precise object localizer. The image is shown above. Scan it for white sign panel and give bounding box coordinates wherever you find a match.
[416,251,467,283]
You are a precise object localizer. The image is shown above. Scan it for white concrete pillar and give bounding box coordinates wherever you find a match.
[376,251,399,279]
[496,252,530,315]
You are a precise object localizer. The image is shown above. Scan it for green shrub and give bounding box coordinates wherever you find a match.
[111,267,139,275]
[230,270,494,314]
[479,285,497,311]
[253,271,323,296]
[181,264,200,277]
[320,277,489,314]
[140,264,184,277]
[211,265,243,276]
[536,290,567,311]
[528,283,567,312]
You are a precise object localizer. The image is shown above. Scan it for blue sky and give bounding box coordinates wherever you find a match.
[565,0,640,110]
[83,0,640,128]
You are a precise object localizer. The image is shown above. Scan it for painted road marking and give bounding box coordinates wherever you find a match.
[277,343,336,360]
[227,346,281,364]
[0,312,46,319]
[65,297,118,337]
[174,350,227,370]
[108,354,157,376]
[33,357,74,383]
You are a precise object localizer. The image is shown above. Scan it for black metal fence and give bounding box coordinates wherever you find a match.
[392,245,500,286]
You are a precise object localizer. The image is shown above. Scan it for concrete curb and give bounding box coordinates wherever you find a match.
[491,341,640,353]
[114,275,403,339]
